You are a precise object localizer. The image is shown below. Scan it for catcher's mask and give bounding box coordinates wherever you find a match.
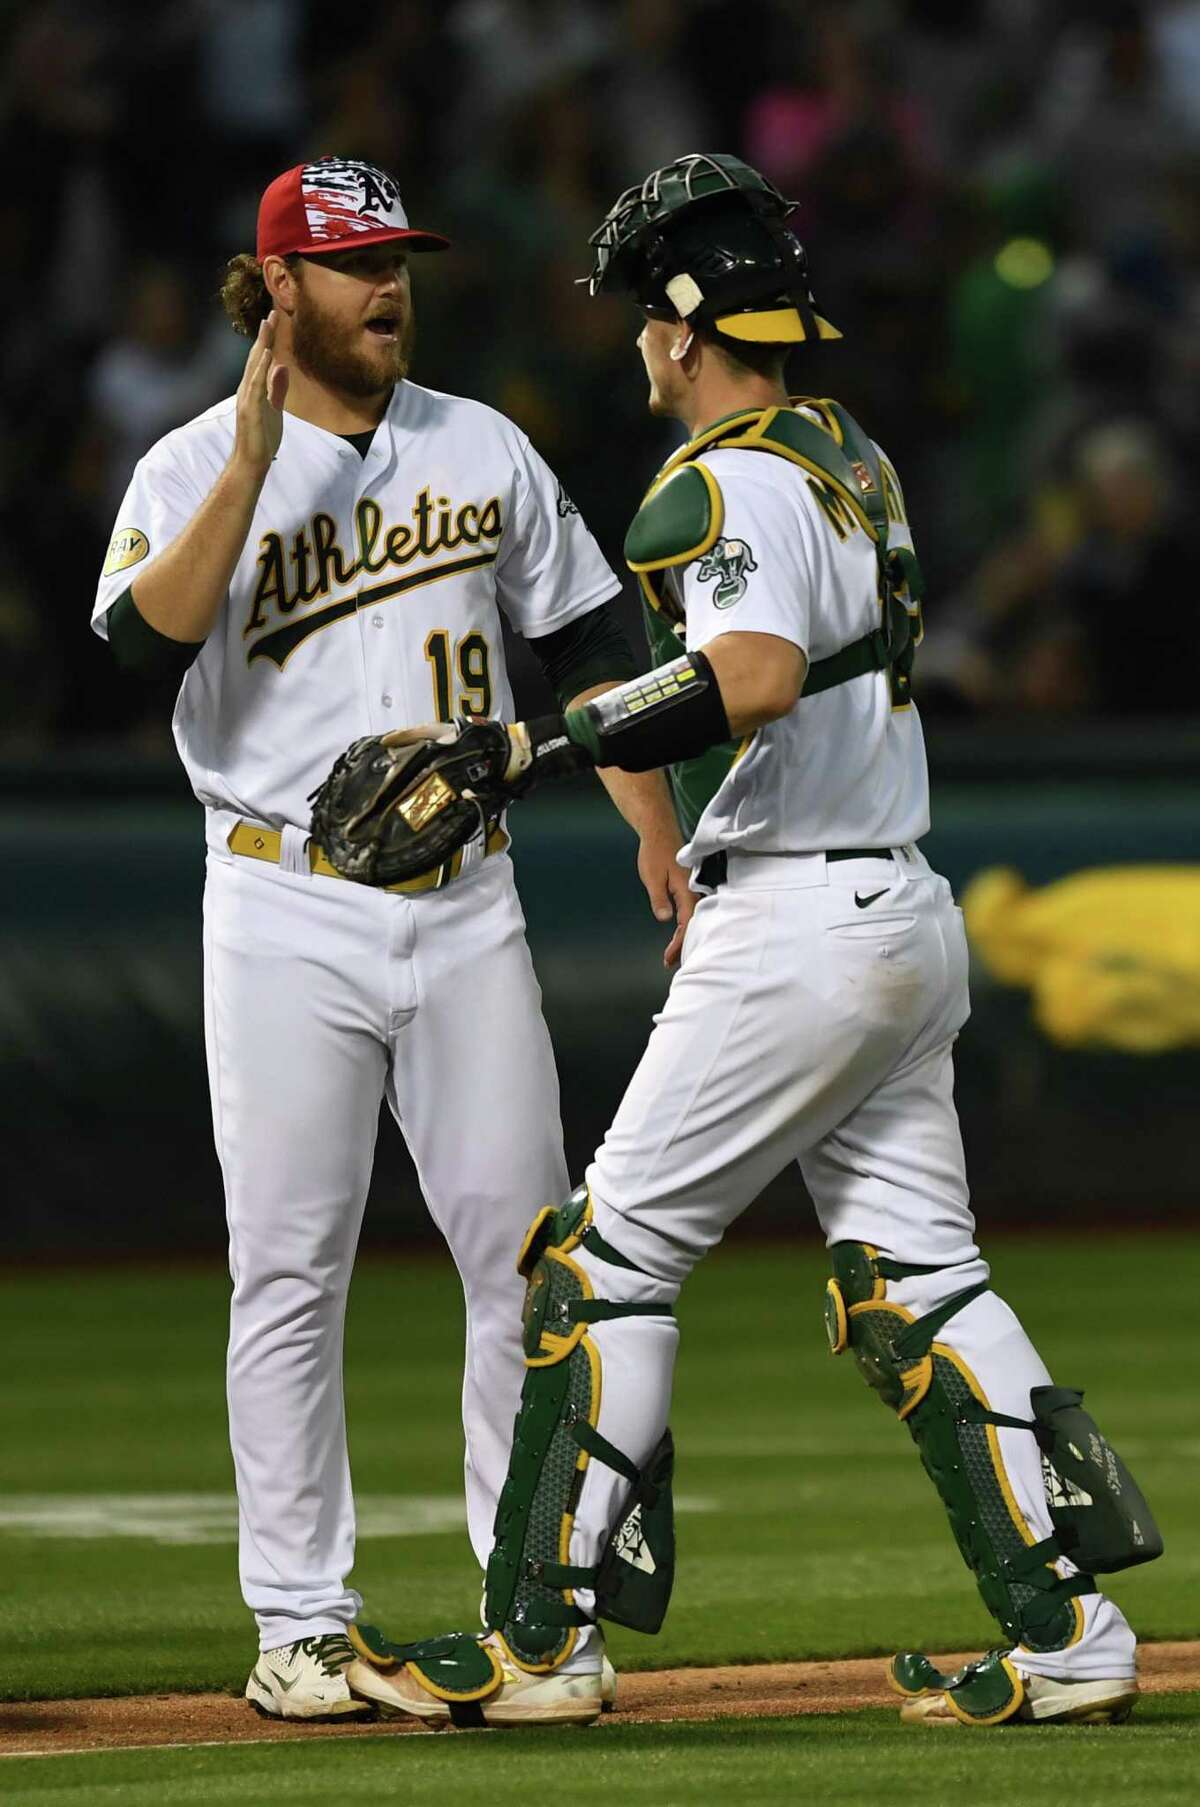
[584,151,841,346]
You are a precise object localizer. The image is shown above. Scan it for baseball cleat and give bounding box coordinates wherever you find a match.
[889,1649,1137,1726]
[601,1653,617,1713]
[245,1631,374,1721]
[345,1623,602,1728]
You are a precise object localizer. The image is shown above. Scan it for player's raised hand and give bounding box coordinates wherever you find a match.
[234,310,289,479]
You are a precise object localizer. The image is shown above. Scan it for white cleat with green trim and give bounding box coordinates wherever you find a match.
[245,1632,374,1720]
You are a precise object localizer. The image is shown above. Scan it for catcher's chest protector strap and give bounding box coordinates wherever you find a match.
[825,1243,1101,1653]
[483,1189,677,1671]
[625,399,924,706]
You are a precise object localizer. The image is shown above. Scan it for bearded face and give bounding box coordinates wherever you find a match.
[290,257,416,400]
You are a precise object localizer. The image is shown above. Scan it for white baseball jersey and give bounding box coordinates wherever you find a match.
[669,432,929,866]
[567,405,1137,1691]
[89,376,619,1653]
[91,379,620,825]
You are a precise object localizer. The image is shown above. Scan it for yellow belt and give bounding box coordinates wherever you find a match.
[227,820,508,894]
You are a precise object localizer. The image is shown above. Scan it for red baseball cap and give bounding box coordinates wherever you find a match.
[257,157,450,261]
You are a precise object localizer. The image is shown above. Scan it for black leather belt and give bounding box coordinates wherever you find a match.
[697,847,895,890]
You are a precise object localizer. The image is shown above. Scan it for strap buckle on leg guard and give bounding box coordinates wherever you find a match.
[485,1189,677,1671]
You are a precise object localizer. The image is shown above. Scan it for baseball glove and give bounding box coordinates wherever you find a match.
[309,719,522,887]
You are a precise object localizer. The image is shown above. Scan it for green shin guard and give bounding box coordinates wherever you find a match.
[825,1243,1159,1653]
[483,1188,677,1672]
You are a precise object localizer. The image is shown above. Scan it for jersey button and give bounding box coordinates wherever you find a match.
[372,614,384,628]
[382,693,393,708]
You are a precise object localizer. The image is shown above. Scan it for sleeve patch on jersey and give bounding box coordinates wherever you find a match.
[696,536,757,608]
[103,527,150,577]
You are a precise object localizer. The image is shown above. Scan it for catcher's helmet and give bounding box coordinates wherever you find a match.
[585,152,841,345]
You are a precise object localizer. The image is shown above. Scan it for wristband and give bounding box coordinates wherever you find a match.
[562,651,730,772]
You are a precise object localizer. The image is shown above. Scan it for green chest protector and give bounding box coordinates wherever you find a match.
[627,399,925,838]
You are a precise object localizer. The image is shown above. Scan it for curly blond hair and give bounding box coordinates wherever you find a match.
[220,252,300,337]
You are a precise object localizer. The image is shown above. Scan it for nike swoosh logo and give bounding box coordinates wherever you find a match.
[855,889,888,909]
[273,1670,301,1693]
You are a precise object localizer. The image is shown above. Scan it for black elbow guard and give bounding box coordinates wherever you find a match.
[107,587,204,681]
[527,602,639,710]
[564,650,730,772]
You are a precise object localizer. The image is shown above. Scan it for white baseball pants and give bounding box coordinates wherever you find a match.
[203,827,567,1652]
[564,848,1134,1680]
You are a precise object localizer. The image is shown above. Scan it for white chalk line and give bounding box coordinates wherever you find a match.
[0,1491,717,1547]
[0,1730,400,1761]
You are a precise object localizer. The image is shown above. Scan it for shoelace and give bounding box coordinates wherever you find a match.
[291,1633,357,1678]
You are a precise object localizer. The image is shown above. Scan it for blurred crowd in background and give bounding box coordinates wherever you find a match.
[3,0,1199,751]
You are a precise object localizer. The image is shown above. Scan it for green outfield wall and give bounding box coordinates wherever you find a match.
[3,746,1198,1252]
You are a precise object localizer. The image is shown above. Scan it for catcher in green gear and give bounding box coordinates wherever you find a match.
[313,152,1160,1732]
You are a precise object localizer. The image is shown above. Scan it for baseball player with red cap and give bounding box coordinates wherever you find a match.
[91,157,689,1718]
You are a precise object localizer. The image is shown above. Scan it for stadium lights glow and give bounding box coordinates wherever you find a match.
[993,237,1055,290]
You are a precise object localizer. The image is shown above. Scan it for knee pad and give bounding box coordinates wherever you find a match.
[483,1187,677,1673]
[825,1243,1161,1653]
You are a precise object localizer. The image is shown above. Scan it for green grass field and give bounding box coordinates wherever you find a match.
[6,1699,1200,1807]
[1,1236,1196,1802]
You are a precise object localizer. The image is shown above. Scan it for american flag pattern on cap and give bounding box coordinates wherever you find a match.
[302,159,409,241]
[256,157,449,260]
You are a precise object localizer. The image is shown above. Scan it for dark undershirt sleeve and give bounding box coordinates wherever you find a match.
[106,586,205,681]
[525,601,639,710]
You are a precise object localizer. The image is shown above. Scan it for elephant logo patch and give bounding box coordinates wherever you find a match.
[697,537,758,608]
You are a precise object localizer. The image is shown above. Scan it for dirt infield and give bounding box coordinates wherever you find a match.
[2,1642,1197,1757]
